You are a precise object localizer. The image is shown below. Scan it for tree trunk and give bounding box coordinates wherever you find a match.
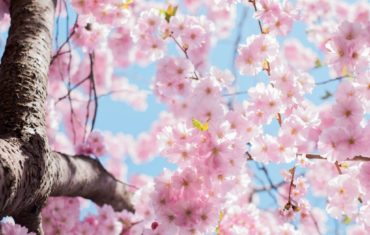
[0,0,53,139]
[0,1,134,234]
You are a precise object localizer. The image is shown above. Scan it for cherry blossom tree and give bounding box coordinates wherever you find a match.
[0,0,369,235]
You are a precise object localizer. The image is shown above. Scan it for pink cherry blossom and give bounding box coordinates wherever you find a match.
[254,0,297,35]
[283,39,317,71]
[1,222,35,235]
[326,174,360,219]
[331,97,364,125]
[236,35,279,76]
[319,124,367,161]
[359,162,370,199]
[72,15,109,52]
[76,131,106,157]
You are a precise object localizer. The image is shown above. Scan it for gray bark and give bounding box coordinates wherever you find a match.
[0,1,134,234]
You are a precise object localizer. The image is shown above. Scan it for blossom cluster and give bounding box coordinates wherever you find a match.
[254,0,297,35]
[318,81,369,162]
[76,131,107,157]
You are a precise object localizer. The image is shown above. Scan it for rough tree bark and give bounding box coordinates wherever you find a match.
[0,1,134,234]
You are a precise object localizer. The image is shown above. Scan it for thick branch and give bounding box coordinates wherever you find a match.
[0,0,55,138]
[50,152,134,212]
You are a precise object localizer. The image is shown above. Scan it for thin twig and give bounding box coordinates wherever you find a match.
[84,72,93,142]
[335,161,343,174]
[286,166,296,209]
[89,53,98,133]
[315,76,344,85]
[170,34,199,80]
[54,0,62,52]
[247,152,370,162]
[223,91,248,97]
[50,14,78,65]
[170,34,189,59]
[310,211,322,235]
[64,6,78,144]
[276,113,282,126]
[258,164,277,190]
[56,76,90,103]
[231,6,248,79]
[82,53,97,140]
[253,180,286,193]
[248,0,264,34]
[305,154,370,161]
[252,164,278,204]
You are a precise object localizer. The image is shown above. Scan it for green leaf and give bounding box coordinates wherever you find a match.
[160,5,178,23]
[343,215,351,225]
[215,210,224,235]
[314,58,322,68]
[321,90,332,100]
[262,59,269,70]
[341,65,348,77]
[120,0,133,9]
[192,118,209,132]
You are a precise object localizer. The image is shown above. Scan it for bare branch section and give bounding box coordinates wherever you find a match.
[0,0,55,139]
[50,152,134,212]
[305,154,370,161]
